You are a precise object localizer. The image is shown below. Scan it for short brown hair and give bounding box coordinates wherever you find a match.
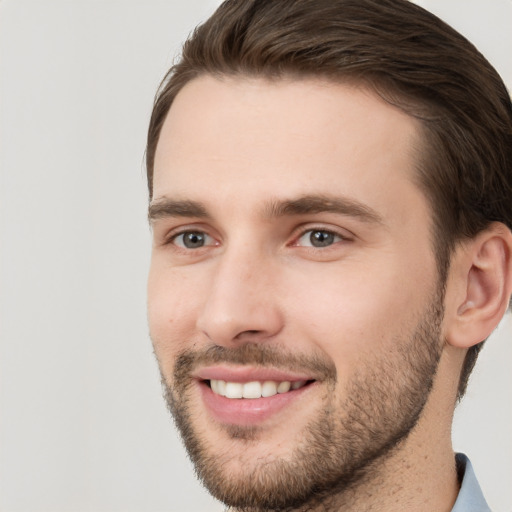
[146,0,512,398]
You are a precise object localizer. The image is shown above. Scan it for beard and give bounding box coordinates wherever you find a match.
[159,293,445,512]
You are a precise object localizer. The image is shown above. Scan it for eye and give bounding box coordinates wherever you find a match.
[297,229,343,248]
[172,231,215,249]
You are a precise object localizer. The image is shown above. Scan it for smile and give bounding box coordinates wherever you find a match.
[194,368,318,425]
[209,379,309,399]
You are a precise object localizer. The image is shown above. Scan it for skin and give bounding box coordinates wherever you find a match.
[148,75,467,511]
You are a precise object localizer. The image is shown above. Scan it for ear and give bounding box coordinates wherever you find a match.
[445,222,512,349]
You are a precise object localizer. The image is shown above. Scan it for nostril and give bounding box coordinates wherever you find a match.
[232,329,264,341]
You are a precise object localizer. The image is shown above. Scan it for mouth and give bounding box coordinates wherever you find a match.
[193,367,318,426]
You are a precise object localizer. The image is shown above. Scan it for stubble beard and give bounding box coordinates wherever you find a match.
[160,294,445,512]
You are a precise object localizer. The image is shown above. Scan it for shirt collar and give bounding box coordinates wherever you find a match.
[451,453,491,512]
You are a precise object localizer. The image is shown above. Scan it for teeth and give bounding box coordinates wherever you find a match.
[209,379,308,399]
[217,379,226,396]
[225,382,243,399]
[277,381,291,393]
[262,381,277,397]
[242,381,262,399]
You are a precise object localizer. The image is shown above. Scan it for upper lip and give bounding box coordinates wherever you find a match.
[193,365,316,383]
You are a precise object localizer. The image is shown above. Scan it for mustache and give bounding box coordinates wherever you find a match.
[173,343,337,383]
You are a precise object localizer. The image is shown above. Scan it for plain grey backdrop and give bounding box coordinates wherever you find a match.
[0,1,511,511]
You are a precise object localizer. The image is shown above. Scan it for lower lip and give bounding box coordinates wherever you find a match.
[198,381,314,426]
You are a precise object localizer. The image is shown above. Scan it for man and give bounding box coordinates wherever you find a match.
[145,0,512,510]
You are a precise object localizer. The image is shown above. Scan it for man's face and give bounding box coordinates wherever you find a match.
[148,76,445,510]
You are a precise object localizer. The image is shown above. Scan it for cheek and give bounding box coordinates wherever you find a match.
[147,262,200,373]
[285,258,433,367]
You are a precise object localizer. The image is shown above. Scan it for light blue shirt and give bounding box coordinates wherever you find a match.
[451,454,491,512]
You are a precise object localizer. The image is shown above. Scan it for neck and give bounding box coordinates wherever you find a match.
[317,436,459,512]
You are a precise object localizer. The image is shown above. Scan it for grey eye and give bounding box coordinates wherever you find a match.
[174,231,211,249]
[298,230,341,248]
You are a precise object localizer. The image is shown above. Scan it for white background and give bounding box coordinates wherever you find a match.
[0,1,511,511]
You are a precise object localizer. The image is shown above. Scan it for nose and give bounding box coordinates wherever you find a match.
[196,246,284,346]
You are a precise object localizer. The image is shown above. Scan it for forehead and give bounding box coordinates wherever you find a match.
[153,75,426,224]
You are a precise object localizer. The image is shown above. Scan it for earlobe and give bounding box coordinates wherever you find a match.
[446,223,512,349]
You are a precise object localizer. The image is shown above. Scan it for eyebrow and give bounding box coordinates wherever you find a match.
[148,194,383,225]
[148,199,210,222]
[263,194,383,224]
